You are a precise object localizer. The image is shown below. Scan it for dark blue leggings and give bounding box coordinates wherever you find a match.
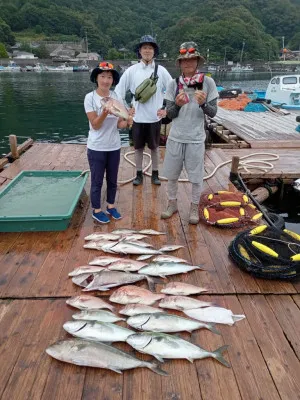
[87,148,121,209]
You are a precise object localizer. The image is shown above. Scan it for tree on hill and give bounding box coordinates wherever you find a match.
[0,42,8,57]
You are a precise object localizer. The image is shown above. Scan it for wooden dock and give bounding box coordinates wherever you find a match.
[0,143,300,400]
[208,108,300,149]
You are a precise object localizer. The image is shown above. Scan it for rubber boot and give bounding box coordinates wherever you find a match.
[189,203,199,225]
[133,170,143,186]
[161,200,178,219]
[151,170,161,185]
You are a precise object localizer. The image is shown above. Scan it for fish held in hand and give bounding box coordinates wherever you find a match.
[161,282,208,296]
[126,332,230,367]
[66,295,115,311]
[127,312,220,334]
[110,285,165,305]
[63,320,134,342]
[101,97,129,119]
[46,339,168,375]
[72,310,125,323]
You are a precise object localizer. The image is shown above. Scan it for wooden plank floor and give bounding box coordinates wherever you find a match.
[212,108,300,147]
[0,143,300,400]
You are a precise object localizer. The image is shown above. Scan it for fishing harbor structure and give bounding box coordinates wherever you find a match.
[0,112,300,399]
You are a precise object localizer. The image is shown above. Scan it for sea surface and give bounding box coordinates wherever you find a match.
[0,71,271,155]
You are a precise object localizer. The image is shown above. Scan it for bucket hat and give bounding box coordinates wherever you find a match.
[134,35,159,58]
[90,61,120,86]
[176,41,205,65]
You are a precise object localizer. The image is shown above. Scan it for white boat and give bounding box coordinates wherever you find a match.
[265,74,300,110]
[32,63,47,72]
[2,61,21,72]
[231,63,253,73]
[47,63,73,72]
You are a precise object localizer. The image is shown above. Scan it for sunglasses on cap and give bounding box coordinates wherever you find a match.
[98,62,114,69]
[179,47,196,55]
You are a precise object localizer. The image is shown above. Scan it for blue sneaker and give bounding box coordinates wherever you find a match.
[106,207,122,220]
[92,211,110,224]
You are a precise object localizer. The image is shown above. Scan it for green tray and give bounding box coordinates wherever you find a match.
[0,170,88,232]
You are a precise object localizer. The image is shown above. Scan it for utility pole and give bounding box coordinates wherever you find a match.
[240,40,245,64]
[282,36,285,61]
[86,30,89,58]
[207,48,209,64]
[224,46,227,68]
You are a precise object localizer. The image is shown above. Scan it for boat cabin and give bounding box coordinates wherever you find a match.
[265,75,300,108]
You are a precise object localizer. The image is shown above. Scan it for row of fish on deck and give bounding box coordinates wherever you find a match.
[46,228,245,375]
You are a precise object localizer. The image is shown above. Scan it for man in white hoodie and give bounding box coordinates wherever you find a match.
[115,35,172,186]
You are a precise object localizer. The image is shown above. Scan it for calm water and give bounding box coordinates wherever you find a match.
[0,72,270,155]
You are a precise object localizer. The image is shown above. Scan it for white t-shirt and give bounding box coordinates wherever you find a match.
[84,90,121,151]
[115,60,172,123]
[164,76,219,143]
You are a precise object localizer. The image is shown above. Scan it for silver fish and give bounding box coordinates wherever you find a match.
[104,242,162,255]
[89,256,125,266]
[161,282,208,296]
[184,307,245,326]
[82,270,156,291]
[110,285,165,305]
[159,296,214,311]
[152,255,189,264]
[123,240,154,248]
[120,234,148,241]
[136,255,153,261]
[127,312,219,334]
[126,332,230,367]
[72,273,94,288]
[159,245,185,252]
[138,263,203,277]
[66,295,115,311]
[83,240,115,250]
[108,260,148,272]
[68,266,105,277]
[101,97,129,120]
[63,320,134,342]
[46,339,168,375]
[84,233,121,241]
[111,229,138,234]
[72,310,125,323]
[138,229,166,235]
[119,304,164,316]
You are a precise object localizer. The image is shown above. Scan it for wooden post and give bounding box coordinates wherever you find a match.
[231,156,240,174]
[251,185,278,203]
[9,135,19,159]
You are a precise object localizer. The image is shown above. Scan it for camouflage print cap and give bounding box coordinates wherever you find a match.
[176,41,205,64]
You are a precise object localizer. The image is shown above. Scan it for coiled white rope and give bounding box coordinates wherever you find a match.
[76,151,279,185]
[118,150,279,184]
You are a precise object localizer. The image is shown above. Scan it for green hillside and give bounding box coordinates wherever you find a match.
[1,0,300,61]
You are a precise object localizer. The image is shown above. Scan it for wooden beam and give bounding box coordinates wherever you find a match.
[0,138,34,170]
